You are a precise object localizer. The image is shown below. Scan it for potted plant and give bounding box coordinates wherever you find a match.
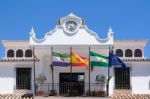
[100,75,106,88]
[49,89,57,96]
[35,74,47,96]
[95,75,106,97]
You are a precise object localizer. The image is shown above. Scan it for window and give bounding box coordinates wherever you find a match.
[25,49,32,57]
[16,49,23,57]
[7,49,14,57]
[134,49,142,57]
[115,49,123,57]
[125,49,132,57]
[115,67,130,89]
[16,68,31,89]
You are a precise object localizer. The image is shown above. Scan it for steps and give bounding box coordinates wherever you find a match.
[14,89,32,94]
[113,89,132,95]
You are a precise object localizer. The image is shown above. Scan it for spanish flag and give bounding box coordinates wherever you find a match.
[71,52,88,66]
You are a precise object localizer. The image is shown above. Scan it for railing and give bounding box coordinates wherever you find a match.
[115,84,131,89]
[35,83,106,96]
[16,84,31,90]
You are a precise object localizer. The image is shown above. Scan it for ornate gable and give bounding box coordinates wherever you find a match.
[29,13,113,46]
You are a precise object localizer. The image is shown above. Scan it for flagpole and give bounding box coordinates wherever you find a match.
[88,46,91,96]
[70,46,72,96]
[51,46,54,91]
[107,47,111,96]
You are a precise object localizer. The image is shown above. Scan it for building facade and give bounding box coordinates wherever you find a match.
[0,13,150,96]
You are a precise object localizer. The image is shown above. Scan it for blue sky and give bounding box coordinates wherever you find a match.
[0,0,150,57]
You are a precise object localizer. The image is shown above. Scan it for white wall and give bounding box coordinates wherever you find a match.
[0,63,14,94]
[131,62,150,94]
[1,45,150,95]
[0,62,34,94]
[108,62,150,95]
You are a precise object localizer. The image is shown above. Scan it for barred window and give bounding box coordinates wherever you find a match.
[134,49,142,57]
[25,49,32,57]
[16,49,23,57]
[7,49,14,57]
[125,49,132,57]
[115,49,123,57]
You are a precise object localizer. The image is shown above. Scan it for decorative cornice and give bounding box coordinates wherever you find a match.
[30,25,113,44]
[122,58,150,62]
[0,58,40,62]
[114,39,148,47]
[30,26,58,43]
[114,39,148,42]
[30,13,113,45]
[84,25,113,43]
[1,40,29,48]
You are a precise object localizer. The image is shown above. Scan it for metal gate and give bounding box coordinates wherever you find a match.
[59,73,84,96]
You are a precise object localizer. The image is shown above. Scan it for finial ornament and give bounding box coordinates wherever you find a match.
[69,13,74,16]
[29,27,36,36]
[108,26,114,37]
[109,26,112,32]
[31,27,35,33]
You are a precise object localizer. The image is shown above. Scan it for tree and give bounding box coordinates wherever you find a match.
[35,74,47,95]
[95,75,106,91]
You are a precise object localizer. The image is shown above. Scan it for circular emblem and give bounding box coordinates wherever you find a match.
[64,20,79,35]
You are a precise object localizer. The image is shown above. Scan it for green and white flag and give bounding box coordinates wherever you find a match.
[90,51,109,67]
[52,52,70,66]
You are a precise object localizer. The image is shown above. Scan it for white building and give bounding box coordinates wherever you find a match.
[0,13,150,96]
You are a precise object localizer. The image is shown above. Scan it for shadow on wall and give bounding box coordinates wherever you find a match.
[0,66,14,77]
[132,65,150,77]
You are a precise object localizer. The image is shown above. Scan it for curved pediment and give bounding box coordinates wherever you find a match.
[30,13,113,46]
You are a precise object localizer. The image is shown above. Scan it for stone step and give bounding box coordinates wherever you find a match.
[14,90,32,94]
[113,90,132,94]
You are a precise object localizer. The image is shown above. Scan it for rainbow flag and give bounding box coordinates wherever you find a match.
[71,52,88,66]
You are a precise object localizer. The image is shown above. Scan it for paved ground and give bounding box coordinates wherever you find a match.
[111,94,150,99]
[34,96,111,99]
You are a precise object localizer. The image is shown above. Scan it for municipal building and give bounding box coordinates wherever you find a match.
[0,13,150,96]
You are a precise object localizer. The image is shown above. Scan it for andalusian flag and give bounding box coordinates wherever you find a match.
[90,51,108,67]
[71,52,88,66]
[52,52,70,66]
